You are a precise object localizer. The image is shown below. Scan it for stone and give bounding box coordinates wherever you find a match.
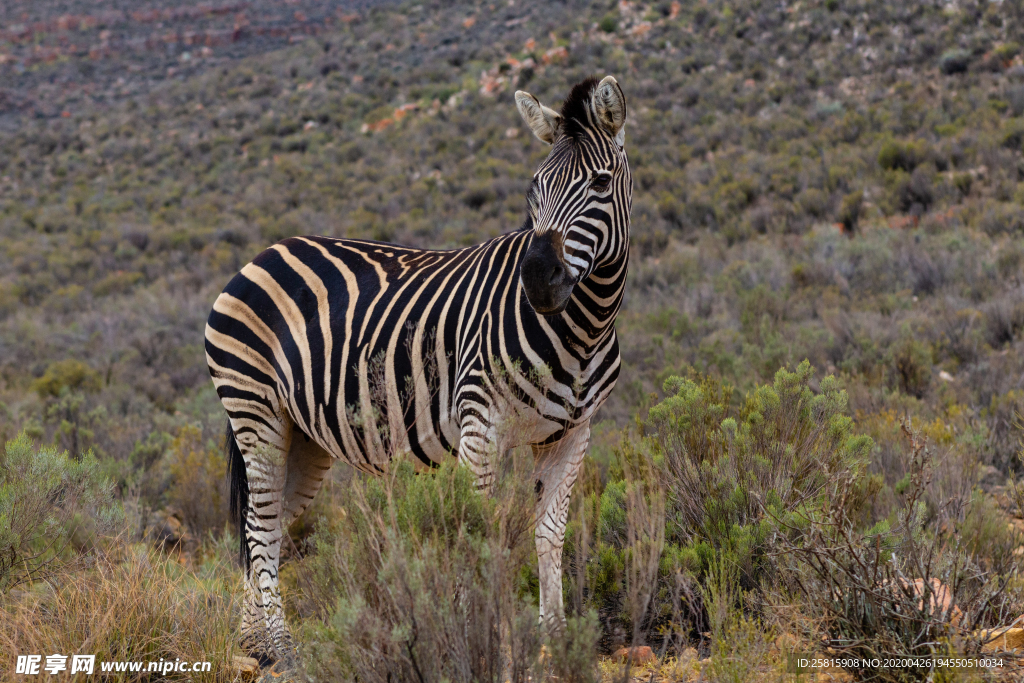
[881,577,962,624]
[611,645,656,665]
[232,655,259,676]
[980,627,1024,652]
[978,465,1004,491]
[147,508,195,553]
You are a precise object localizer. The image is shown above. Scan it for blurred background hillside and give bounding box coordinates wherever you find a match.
[5,0,1024,489]
[5,0,1024,677]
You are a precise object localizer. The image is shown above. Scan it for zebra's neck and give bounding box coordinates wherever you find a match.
[553,248,628,358]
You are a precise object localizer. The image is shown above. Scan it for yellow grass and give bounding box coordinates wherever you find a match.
[0,541,242,682]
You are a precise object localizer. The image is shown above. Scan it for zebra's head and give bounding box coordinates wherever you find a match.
[515,76,631,316]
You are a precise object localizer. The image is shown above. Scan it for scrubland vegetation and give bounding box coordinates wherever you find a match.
[6,0,1024,679]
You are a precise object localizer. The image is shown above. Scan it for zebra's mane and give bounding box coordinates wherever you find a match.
[558,76,602,140]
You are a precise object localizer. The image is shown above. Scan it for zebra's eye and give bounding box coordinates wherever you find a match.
[591,173,612,193]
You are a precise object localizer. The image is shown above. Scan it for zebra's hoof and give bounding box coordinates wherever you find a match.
[255,657,307,683]
[240,636,277,669]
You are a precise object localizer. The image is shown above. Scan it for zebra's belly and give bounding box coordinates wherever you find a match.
[299,372,608,471]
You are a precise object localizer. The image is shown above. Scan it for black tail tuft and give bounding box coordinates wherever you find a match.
[226,421,251,570]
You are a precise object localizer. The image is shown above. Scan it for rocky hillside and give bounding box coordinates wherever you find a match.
[2,0,1024,514]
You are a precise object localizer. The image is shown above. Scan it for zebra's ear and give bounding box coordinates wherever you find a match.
[593,76,626,146]
[515,91,562,145]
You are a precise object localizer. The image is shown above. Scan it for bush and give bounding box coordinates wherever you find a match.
[878,139,928,172]
[984,294,1024,347]
[952,171,973,196]
[838,189,863,232]
[297,453,601,682]
[795,187,828,219]
[1001,121,1024,151]
[0,432,120,593]
[563,436,671,652]
[939,49,971,75]
[645,362,873,587]
[599,15,617,33]
[776,420,1022,681]
[888,333,932,398]
[164,425,228,540]
[32,360,101,399]
[702,560,773,683]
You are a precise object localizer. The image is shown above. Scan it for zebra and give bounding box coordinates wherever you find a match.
[204,75,632,667]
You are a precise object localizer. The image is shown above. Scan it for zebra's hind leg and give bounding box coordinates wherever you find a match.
[281,431,334,532]
[231,423,296,666]
[532,422,591,630]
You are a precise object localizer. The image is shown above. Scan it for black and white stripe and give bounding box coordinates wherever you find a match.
[205,75,632,663]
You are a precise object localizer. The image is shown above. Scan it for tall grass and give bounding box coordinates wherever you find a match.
[6,364,1024,682]
[772,419,1024,681]
[295,448,605,682]
[0,536,241,682]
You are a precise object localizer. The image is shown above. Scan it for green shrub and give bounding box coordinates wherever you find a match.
[164,425,228,539]
[838,189,863,232]
[599,15,617,33]
[703,559,773,683]
[32,359,101,399]
[953,171,973,196]
[1001,120,1024,151]
[297,453,600,681]
[795,187,828,219]
[995,42,1021,62]
[960,491,1018,570]
[939,49,971,75]
[0,432,120,592]
[888,333,932,398]
[645,362,873,587]
[91,270,144,297]
[878,139,928,172]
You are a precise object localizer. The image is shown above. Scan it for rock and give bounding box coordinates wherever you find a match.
[232,655,259,676]
[147,509,195,553]
[876,577,962,626]
[611,645,655,665]
[895,577,962,624]
[980,627,1024,652]
[773,631,803,655]
[978,465,1005,491]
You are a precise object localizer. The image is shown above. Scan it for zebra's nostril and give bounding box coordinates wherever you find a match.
[547,262,564,286]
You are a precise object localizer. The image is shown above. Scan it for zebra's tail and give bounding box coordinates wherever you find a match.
[225,421,251,570]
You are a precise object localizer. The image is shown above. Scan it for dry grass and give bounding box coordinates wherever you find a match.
[597,651,703,682]
[0,537,242,682]
[293,449,585,682]
[771,419,1024,681]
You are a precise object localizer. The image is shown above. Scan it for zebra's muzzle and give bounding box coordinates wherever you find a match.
[521,232,576,316]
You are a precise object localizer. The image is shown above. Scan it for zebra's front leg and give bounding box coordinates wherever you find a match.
[456,414,499,492]
[532,423,590,630]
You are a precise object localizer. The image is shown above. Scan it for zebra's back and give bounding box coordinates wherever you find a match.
[205,230,551,469]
